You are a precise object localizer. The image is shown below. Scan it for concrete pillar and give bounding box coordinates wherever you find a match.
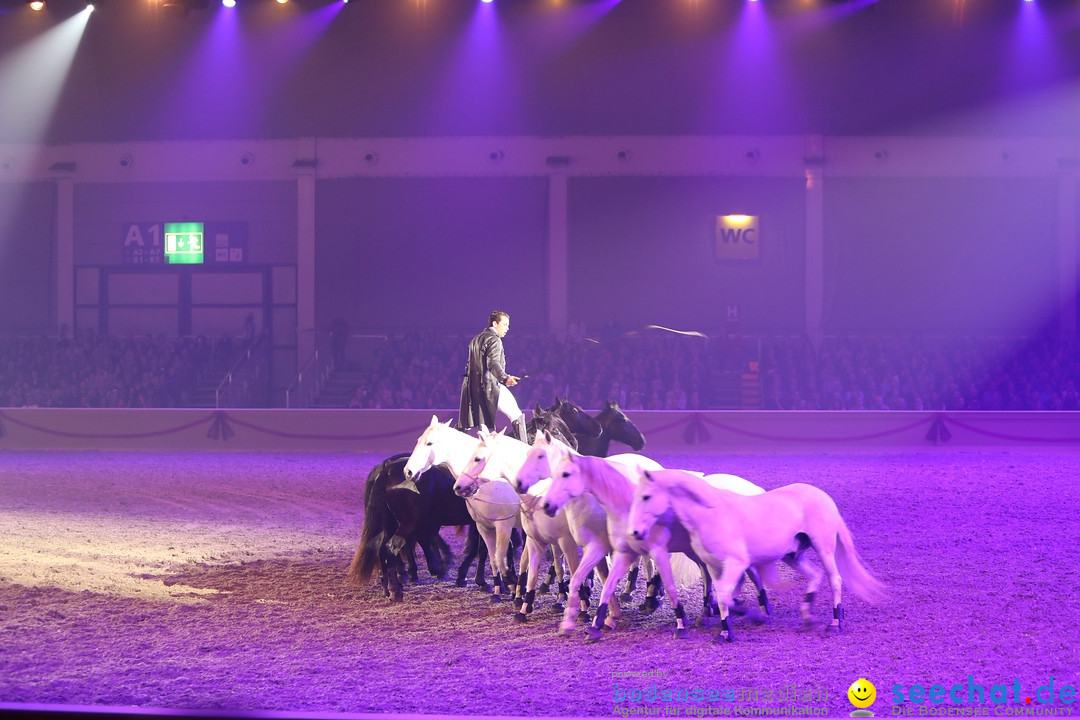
[548,173,568,338]
[56,177,74,335]
[804,163,825,341]
[297,172,316,367]
[1059,172,1077,338]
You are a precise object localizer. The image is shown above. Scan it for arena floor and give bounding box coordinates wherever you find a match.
[0,449,1077,719]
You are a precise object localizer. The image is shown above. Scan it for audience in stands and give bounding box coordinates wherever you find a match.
[0,329,242,408]
[2,328,1078,411]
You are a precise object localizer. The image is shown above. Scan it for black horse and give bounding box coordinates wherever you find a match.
[526,402,580,450]
[550,397,645,456]
[349,408,577,603]
[347,454,489,602]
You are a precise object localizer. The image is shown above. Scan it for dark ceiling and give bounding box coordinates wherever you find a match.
[0,0,1078,143]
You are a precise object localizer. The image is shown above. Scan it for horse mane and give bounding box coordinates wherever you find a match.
[662,470,728,509]
[575,454,635,508]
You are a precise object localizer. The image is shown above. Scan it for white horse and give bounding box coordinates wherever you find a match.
[403,416,520,602]
[515,431,671,615]
[454,428,605,622]
[541,452,772,641]
[535,451,726,641]
[630,468,886,642]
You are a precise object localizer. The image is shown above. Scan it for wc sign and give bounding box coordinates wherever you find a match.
[715,215,760,261]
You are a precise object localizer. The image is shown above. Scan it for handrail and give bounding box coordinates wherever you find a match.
[214,332,270,409]
[285,348,326,409]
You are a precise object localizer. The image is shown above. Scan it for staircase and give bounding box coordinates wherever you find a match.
[184,378,221,408]
[709,370,761,409]
[311,370,366,408]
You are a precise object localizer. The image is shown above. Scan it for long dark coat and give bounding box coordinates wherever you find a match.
[458,327,509,430]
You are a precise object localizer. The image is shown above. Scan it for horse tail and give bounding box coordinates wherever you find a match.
[669,552,700,590]
[346,456,399,587]
[834,518,887,604]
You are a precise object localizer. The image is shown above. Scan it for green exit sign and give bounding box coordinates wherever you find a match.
[164,222,204,264]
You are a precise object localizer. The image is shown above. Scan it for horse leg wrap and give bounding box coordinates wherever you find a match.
[540,566,556,594]
[832,603,845,631]
[578,582,591,608]
[647,573,662,597]
[620,565,639,602]
[516,570,528,597]
[758,588,772,616]
[583,602,609,641]
[713,615,734,643]
[593,602,608,629]
[800,591,816,624]
[490,573,503,603]
[673,603,690,638]
[556,580,569,605]
[524,589,536,615]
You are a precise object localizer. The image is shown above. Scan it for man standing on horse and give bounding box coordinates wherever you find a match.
[458,310,527,442]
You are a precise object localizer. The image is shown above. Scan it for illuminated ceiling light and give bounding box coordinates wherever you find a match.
[481,0,494,4]
[275,0,288,5]
[222,0,235,6]
[28,0,45,10]
[86,2,95,10]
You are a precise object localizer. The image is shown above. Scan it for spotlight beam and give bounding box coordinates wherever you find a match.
[0,6,91,143]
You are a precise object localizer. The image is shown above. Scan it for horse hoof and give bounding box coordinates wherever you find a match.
[490,594,503,604]
[512,598,523,610]
[576,610,591,622]
[539,583,551,594]
[455,578,467,588]
[584,626,603,643]
[558,623,577,636]
[711,632,734,644]
[391,592,404,603]
[639,597,660,614]
[619,592,633,603]
[513,612,528,624]
[824,623,843,635]
[552,603,565,613]
[477,583,492,594]
[673,628,690,640]
[729,600,748,616]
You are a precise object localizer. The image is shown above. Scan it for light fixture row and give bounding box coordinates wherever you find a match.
[19,0,1055,12]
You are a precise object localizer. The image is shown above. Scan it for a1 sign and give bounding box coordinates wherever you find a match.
[122,223,164,265]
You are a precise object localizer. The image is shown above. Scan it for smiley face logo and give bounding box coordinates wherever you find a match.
[848,679,876,716]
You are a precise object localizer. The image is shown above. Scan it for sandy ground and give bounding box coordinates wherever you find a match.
[0,448,1078,718]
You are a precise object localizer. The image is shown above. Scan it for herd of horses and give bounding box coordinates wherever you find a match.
[346,398,886,643]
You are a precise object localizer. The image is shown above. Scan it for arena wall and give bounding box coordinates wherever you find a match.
[0,408,1077,453]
